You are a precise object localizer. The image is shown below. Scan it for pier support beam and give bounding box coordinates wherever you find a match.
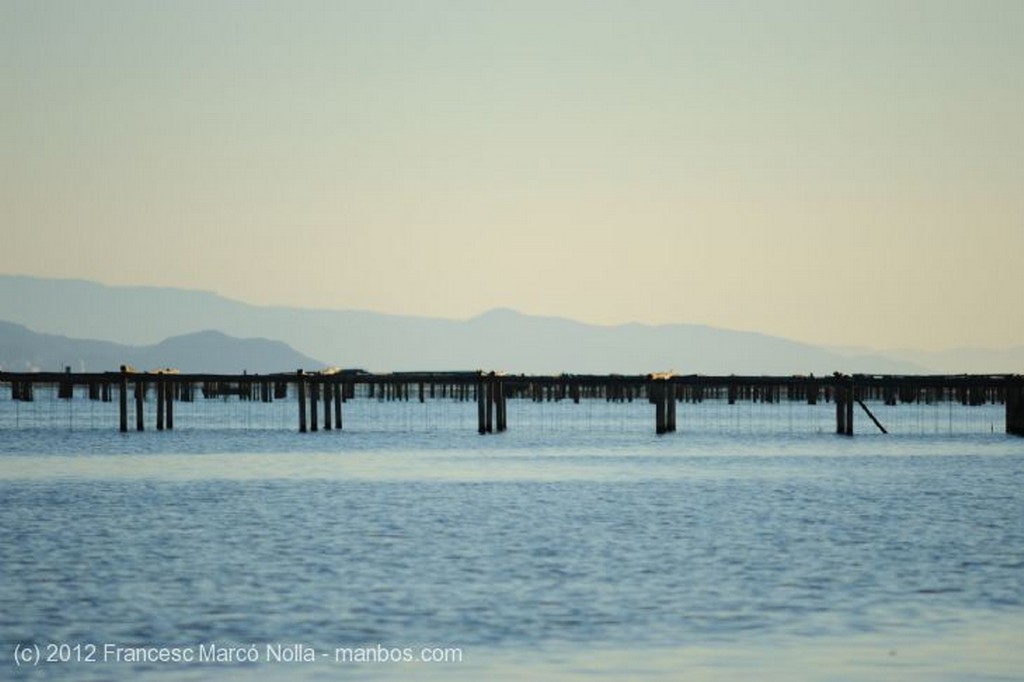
[846,385,854,436]
[310,380,319,432]
[477,375,487,435]
[297,370,307,433]
[119,366,128,433]
[334,383,342,431]
[323,380,332,431]
[835,384,845,435]
[484,374,494,434]
[495,377,507,433]
[1008,381,1024,436]
[835,379,853,436]
[856,399,887,434]
[156,375,165,431]
[654,381,667,435]
[651,379,675,434]
[165,379,174,430]
[135,378,145,432]
[666,382,677,433]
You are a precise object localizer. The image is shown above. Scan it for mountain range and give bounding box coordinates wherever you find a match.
[0,275,1020,374]
[0,321,321,374]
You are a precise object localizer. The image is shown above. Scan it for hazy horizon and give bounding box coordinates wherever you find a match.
[3,1,1022,352]
[4,273,1024,366]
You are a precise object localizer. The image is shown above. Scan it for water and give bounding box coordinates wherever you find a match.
[1,395,1022,680]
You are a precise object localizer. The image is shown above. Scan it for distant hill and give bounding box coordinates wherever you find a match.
[881,346,1024,375]
[0,321,324,373]
[5,274,1014,375]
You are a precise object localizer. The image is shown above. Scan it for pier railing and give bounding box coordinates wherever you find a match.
[1,368,1022,436]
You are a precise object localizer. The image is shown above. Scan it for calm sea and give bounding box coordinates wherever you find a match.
[1,392,1022,680]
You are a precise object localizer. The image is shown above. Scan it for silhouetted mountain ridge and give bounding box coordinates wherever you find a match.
[0,320,323,373]
[3,274,1019,374]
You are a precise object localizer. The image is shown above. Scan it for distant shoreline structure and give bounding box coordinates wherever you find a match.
[3,369,1022,437]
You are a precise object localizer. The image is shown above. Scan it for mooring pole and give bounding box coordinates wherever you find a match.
[1007,380,1024,436]
[135,377,145,432]
[496,377,506,433]
[297,370,307,433]
[310,379,319,432]
[846,382,855,436]
[334,382,342,431]
[323,380,332,431]
[477,374,486,435]
[156,374,165,431]
[165,378,174,430]
[835,379,846,435]
[666,381,677,433]
[485,373,494,434]
[119,366,128,433]
[654,380,667,435]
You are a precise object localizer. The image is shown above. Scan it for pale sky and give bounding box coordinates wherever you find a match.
[2,0,1022,350]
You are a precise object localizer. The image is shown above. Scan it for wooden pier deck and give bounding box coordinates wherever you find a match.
[2,369,1022,436]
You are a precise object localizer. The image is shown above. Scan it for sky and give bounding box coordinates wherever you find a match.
[2,0,1022,351]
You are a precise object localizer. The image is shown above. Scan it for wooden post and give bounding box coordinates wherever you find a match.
[835,379,853,436]
[856,398,887,434]
[485,374,494,434]
[323,380,332,430]
[654,381,667,435]
[835,383,845,435]
[156,375,165,431]
[666,381,677,433]
[119,366,128,433]
[1007,380,1024,436]
[297,370,307,433]
[310,380,319,432]
[135,377,145,432]
[58,367,73,400]
[846,383,854,436]
[496,378,506,433]
[165,379,174,430]
[477,374,486,435]
[334,383,342,431]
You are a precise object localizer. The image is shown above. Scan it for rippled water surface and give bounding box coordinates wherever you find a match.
[1,397,1022,680]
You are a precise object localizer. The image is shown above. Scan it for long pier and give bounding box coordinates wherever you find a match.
[1,369,1022,436]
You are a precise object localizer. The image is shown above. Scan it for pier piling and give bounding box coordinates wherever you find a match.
[165,379,174,430]
[477,375,486,435]
[495,377,507,433]
[3,370,1021,438]
[310,380,319,432]
[666,382,677,432]
[323,379,332,431]
[156,375,165,431]
[119,367,128,433]
[135,378,144,432]
[654,381,667,435]
[334,383,342,430]
[1008,381,1024,436]
[297,370,307,433]
[485,374,494,434]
